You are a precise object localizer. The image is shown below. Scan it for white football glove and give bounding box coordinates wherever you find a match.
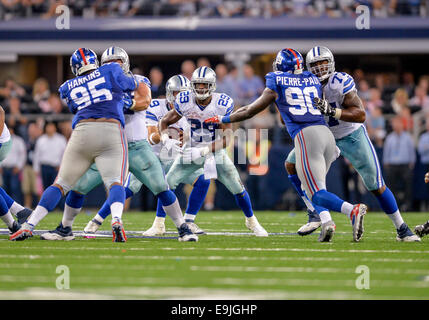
[160,133,182,160]
[182,146,210,163]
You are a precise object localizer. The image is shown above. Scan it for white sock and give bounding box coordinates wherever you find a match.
[110,202,124,221]
[184,213,196,222]
[61,204,81,228]
[319,211,332,224]
[340,202,354,216]
[388,210,405,229]
[1,211,15,229]
[93,214,105,224]
[10,202,25,216]
[27,205,49,229]
[163,199,185,228]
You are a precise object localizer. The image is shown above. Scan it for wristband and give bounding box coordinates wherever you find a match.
[149,133,158,145]
[333,108,342,120]
[129,99,136,110]
[222,115,231,123]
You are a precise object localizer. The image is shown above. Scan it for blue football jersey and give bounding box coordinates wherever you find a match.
[265,70,326,139]
[59,62,137,128]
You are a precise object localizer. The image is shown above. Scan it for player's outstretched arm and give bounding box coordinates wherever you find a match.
[205,88,277,124]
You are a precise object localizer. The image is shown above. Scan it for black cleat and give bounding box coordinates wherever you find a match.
[414,221,429,238]
[8,220,21,234]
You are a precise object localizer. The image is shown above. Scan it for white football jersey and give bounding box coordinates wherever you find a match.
[124,74,150,143]
[174,91,234,148]
[146,98,188,157]
[323,71,362,139]
[0,122,10,143]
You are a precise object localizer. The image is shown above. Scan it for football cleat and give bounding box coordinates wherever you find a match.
[177,223,198,242]
[350,204,367,242]
[185,220,205,235]
[245,215,269,237]
[396,223,421,242]
[84,219,102,234]
[414,221,429,238]
[9,222,33,241]
[111,219,127,242]
[142,217,166,236]
[40,223,75,241]
[318,220,336,242]
[8,220,21,234]
[16,208,33,224]
[297,209,322,236]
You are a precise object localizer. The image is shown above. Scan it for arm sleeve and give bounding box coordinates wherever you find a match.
[223,96,235,116]
[342,74,356,95]
[59,86,76,114]
[111,63,137,92]
[265,73,277,92]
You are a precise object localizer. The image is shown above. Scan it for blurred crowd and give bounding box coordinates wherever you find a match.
[2,57,429,212]
[1,0,429,20]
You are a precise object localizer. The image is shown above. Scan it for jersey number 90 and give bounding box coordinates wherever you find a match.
[285,86,321,116]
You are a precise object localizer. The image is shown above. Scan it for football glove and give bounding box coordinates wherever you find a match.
[159,136,182,161]
[182,146,210,163]
[204,116,223,124]
[160,133,182,153]
[123,95,136,111]
[313,97,336,117]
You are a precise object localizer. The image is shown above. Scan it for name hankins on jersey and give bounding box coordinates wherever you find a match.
[59,62,137,129]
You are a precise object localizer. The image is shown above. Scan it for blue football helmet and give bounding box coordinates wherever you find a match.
[70,48,99,76]
[273,48,304,74]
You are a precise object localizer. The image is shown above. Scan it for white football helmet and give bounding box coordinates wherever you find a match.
[101,46,130,73]
[306,46,335,82]
[166,74,191,104]
[191,66,216,100]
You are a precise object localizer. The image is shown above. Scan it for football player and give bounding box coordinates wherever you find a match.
[414,172,429,238]
[143,74,210,236]
[40,47,198,242]
[10,47,142,241]
[205,49,367,242]
[0,105,32,232]
[285,46,420,242]
[82,74,210,236]
[160,66,268,237]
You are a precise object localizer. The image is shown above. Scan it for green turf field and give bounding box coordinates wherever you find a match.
[0,210,428,300]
